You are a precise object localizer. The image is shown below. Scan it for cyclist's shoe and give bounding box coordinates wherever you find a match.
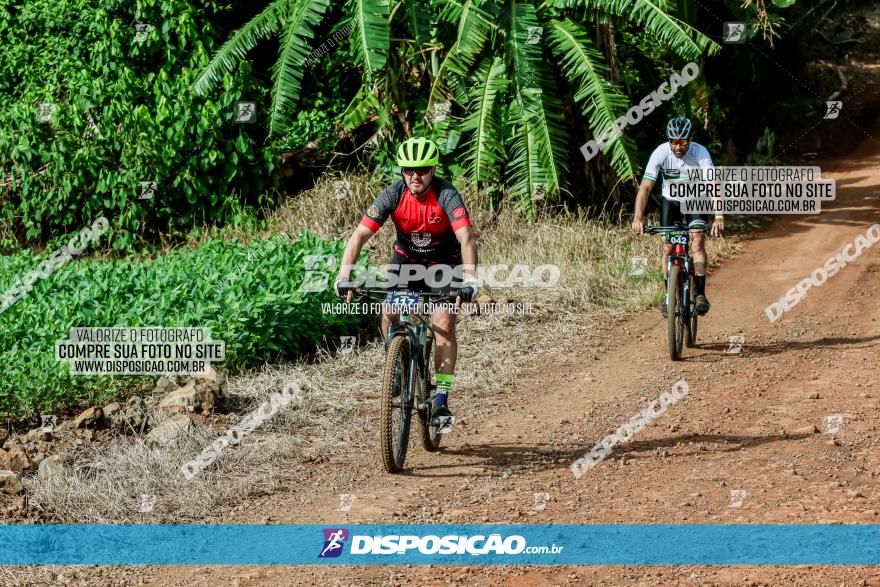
[660,300,668,318]
[695,294,710,315]
[431,405,455,434]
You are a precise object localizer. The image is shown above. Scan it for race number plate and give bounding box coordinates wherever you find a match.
[386,291,421,312]
[668,233,689,245]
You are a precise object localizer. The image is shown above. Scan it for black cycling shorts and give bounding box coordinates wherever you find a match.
[660,196,709,227]
[385,250,458,294]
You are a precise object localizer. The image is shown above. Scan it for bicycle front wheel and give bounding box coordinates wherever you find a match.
[667,265,684,361]
[380,335,412,473]
[685,272,698,347]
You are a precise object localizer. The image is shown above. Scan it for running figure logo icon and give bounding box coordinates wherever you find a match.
[319,528,349,558]
[723,22,746,43]
[629,256,648,276]
[425,101,450,123]
[233,101,257,123]
[824,101,842,120]
[525,26,543,44]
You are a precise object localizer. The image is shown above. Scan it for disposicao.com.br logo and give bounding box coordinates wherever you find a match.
[318,528,349,558]
[318,528,563,557]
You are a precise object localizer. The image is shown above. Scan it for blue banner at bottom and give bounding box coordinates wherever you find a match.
[0,524,877,565]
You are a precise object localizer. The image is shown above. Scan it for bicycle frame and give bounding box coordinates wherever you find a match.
[644,224,708,359]
[647,225,701,315]
[362,289,457,412]
[667,240,693,315]
[387,307,435,413]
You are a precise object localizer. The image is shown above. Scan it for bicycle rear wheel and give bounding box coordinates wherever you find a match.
[685,272,698,348]
[380,335,412,473]
[667,265,684,361]
[419,335,442,452]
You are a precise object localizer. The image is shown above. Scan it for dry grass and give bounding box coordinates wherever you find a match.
[27,173,744,523]
[29,364,375,523]
[269,173,396,263]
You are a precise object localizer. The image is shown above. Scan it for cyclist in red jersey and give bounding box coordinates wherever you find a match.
[335,137,478,433]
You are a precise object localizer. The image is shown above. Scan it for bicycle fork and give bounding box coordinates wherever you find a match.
[681,254,693,318]
[413,326,434,413]
[666,246,692,316]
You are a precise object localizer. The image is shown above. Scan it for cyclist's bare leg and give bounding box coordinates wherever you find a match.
[690,230,707,276]
[429,306,457,430]
[431,307,457,375]
[380,309,401,340]
[661,242,674,278]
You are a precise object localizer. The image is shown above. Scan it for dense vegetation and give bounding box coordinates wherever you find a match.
[196,0,843,217]
[197,0,726,218]
[0,0,275,250]
[1,0,845,249]
[0,231,368,419]
[0,0,864,420]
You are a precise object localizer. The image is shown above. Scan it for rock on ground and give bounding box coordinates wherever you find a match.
[144,415,194,449]
[0,470,23,494]
[73,407,103,429]
[37,455,63,480]
[0,448,33,473]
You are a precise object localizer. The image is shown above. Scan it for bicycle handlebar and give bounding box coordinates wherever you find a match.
[342,285,463,303]
[644,224,710,235]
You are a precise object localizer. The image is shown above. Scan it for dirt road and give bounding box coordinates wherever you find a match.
[55,115,879,587]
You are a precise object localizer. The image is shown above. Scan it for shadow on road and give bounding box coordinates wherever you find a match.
[402,432,811,477]
[690,334,880,358]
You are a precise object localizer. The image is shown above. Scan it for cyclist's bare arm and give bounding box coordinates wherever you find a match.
[340,225,374,278]
[696,153,724,237]
[337,225,374,301]
[339,183,397,287]
[454,226,477,279]
[632,178,655,234]
[707,171,724,236]
[453,226,478,308]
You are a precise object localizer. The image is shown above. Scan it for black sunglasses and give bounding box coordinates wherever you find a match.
[402,167,433,176]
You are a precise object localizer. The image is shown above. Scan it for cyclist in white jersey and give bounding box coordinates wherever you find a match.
[631,117,724,317]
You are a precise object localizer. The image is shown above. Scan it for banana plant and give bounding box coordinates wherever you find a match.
[194,0,720,219]
[192,0,390,135]
[423,0,719,217]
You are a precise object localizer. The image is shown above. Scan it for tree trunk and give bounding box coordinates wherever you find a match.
[597,17,619,84]
[587,14,623,209]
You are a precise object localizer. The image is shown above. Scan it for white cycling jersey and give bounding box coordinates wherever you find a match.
[643,141,714,200]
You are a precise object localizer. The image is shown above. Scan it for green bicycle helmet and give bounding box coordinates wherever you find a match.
[396,137,439,167]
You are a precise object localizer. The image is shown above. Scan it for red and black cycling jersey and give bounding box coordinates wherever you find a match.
[359,178,472,263]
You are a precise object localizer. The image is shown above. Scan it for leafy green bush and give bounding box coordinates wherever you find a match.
[0,0,275,250]
[268,53,354,157]
[0,230,369,419]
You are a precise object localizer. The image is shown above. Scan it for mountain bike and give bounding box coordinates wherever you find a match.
[644,223,706,360]
[353,287,459,473]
